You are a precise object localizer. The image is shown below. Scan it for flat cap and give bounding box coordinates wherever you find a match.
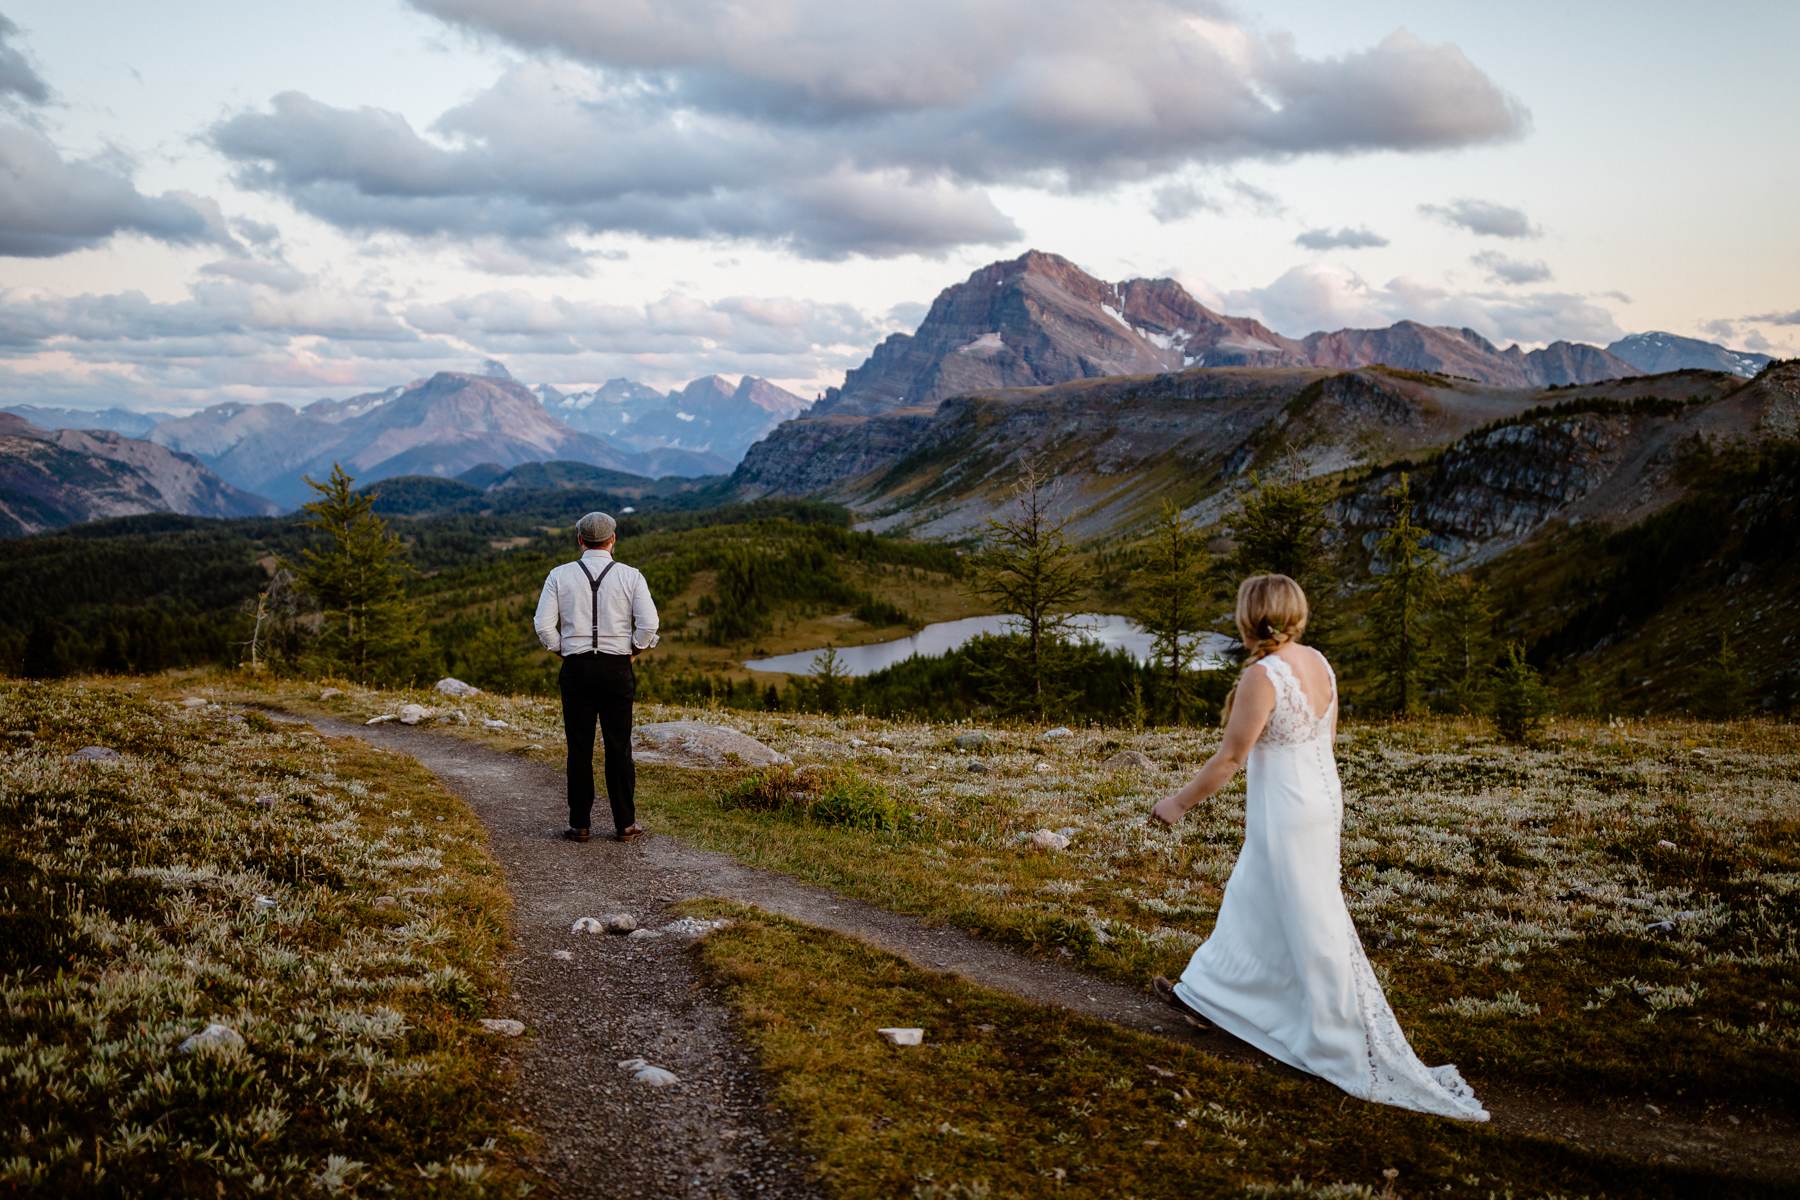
[576,511,617,544]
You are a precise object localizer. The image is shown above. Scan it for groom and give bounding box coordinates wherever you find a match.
[533,511,660,843]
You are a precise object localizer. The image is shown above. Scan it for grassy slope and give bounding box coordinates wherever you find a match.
[230,675,1799,1119]
[0,680,532,1197]
[694,902,1781,1199]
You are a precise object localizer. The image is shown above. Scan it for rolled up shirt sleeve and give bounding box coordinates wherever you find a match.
[630,571,660,650]
[534,569,562,653]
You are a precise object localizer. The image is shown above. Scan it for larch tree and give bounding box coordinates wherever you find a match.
[1129,500,1212,723]
[969,463,1084,719]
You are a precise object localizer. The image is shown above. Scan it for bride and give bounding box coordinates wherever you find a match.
[1150,574,1488,1122]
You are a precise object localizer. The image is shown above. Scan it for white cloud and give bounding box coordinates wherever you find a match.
[1419,197,1540,239]
[1471,250,1553,285]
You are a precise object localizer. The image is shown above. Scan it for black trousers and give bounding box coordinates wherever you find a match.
[558,652,636,833]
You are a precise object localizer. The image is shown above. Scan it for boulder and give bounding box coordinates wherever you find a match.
[1104,749,1157,772]
[877,1027,924,1046]
[479,1018,526,1037]
[397,704,432,725]
[1042,726,1074,739]
[618,1058,680,1087]
[571,916,606,934]
[1029,829,1070,851]
[179,1023,245,1055]
[632,721,788,768]
[435,677,481,698]
[604,913,638,934]
[954,731,989,750]
[66,746,120,762]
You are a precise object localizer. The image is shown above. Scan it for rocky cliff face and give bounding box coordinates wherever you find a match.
[0,416,276,537]
[814,251,1298,417]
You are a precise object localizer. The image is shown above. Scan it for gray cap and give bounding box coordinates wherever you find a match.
[576,511,617,545]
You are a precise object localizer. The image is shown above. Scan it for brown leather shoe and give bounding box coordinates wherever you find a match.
[563,827,591,843]
[613,825,646,843]
[1153,976,1211,1030]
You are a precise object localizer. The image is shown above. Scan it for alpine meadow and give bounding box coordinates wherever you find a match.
[2,2,1797,1198]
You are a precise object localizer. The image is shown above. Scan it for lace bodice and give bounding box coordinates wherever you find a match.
[1256,653,1336,746]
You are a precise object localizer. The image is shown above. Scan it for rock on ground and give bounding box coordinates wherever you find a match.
[480,1018,527,1037]
[179,1023,245,1054]
[66,745,120,762]
[954,731,989,750]
[1104,749,1156,771]
[398,704,433,725]
[571,916,606,934]
[604,913,639,934]
[1029,829,1071,851]
[633,721,788,768]
[877,1027,924,1046]
[1042,726,1074,739]
[436,677,482,698]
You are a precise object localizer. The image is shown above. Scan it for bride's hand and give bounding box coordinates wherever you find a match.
[1150,792,1188,826]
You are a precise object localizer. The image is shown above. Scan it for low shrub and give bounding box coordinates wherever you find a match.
[719,763,908,832]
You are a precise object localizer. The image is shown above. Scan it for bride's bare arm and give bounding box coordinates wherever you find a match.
[1151,668,1274,825]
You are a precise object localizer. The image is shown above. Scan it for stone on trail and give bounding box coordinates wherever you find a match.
[877,1027,924,1046]
[571,916,606,934]
[435,677,481,698]
[479,1018,526,1037]
[1104,749,1156,771]
[551,949,574,961]
[366,714,396,725]
[954,731,989,750]
[604,913,639,934]
[633,720,788,768]
[397,704,432,725]
[179,1023,245,1055]
[66,746,121,762]
[627,928,664,940]
[1042,726,1074,740]
[618,1057,680,1087]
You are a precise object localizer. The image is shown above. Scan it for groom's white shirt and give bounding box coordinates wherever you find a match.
[533,548,659,656]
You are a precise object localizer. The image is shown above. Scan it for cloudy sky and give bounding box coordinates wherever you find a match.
[1,0,1794,414]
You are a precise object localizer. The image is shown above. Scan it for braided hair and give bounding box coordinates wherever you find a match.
[1220,573,1310,725]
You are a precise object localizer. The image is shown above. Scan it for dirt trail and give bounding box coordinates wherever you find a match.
[299,714,1798,1192]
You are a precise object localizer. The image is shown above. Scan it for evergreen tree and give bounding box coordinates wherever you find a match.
[1432,573,1499,713]
[969,464,1083,719]
[1695,635,1752,719]
[1128,501,1211,722]
[1227,464,1333,588]
[21,620,66,679]
[1493,642,1550,743]
[810,644,847,714]
[1366,473,1444,715]
[292,464,424,684]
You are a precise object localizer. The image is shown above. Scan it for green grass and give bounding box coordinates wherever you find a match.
[0,680,533,1197]
[691,901,1781,1198]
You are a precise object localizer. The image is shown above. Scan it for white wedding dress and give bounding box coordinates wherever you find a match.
[1174,650,1489,1121]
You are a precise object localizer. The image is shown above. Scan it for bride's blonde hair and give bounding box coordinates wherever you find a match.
[1220,573,1309,725]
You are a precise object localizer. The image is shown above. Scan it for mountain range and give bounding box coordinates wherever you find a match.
[0,411,275,537]
[735,251,1778,498]
[540,373,808,471]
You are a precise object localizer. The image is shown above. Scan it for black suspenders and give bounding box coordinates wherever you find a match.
[574,560,618,654]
